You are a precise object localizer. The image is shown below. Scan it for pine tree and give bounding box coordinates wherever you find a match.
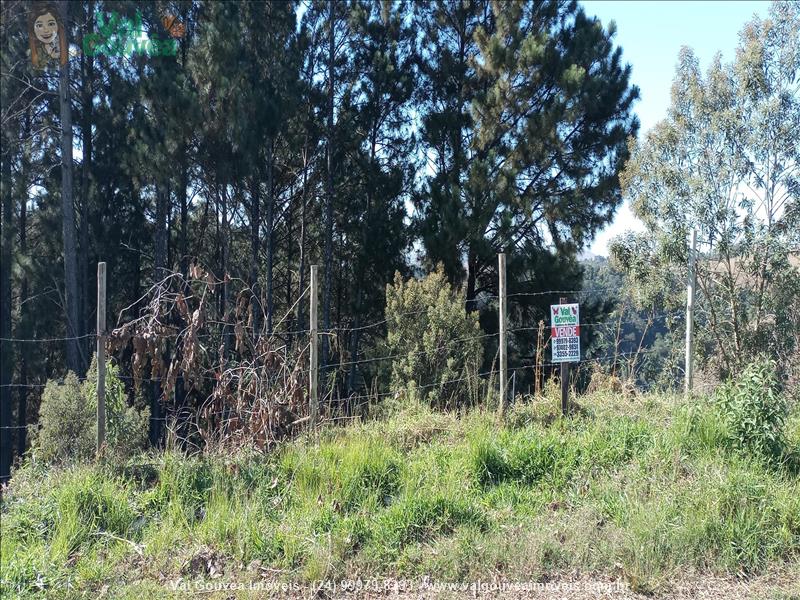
[416,0,638,306]
[343,0,415,392]
[58,0,84,375]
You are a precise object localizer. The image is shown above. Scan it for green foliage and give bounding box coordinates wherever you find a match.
[3,392,800,596]
[32,359,149,464]
[370,494,487,560]
[50,470,139,560]
[33,373,95,464]
[140,453,213,523]
[416,0,638,306]
[385,267,484,409]
[472,416,653,490]
[282,437,401,513]
[472,430,579,489]
[84,357,149,458]
[612,2,800,379]
[2,0,639,468]
[715,357,788,461]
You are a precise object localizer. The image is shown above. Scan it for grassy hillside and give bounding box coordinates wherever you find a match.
[2,391,799,598]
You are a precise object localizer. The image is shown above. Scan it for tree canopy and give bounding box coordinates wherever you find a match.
[612,0,800,380]
[1,0,638,477]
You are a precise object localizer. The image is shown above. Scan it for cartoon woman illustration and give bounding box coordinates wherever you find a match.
[28,3,68,68]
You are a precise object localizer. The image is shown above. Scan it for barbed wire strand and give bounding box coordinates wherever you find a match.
[0,284,667,345]
[0,307,682,389]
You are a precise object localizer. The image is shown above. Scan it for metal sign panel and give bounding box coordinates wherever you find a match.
[551,303,580,363]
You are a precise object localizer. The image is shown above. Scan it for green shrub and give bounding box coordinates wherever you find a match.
[385,267,484,409]
[34,373,96,463]
[33,358,149,464]
[84,357,149,457]
[715,357,788,461]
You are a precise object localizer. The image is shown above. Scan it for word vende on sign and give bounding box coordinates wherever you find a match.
[550,303,580,363]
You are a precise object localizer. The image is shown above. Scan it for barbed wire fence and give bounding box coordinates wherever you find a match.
[0,251,694,472]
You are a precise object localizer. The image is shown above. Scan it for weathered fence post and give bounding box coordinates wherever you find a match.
[685,229,697,396]
[309,265,319,426]
[498,253,507,416]
[560,296,569,417]
[96,262,106,454]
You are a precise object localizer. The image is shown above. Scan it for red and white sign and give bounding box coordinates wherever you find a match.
[552,325,580,338]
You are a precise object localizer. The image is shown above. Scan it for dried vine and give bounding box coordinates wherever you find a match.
[108,264,308,450]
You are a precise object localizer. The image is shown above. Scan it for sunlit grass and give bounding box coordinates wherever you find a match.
[2,391,799,598]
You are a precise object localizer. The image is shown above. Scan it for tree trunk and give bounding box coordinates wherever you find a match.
[286,183,293,318]
[154,185,169,278]
[150,183,169,446]
[0,123,13,482]
[348,132,377,395]
[59,0,83,376]
[347,289,362,396]
[221,182,230,334]
[178,23,190,276]
[466,248,477,312]
[265,140,274,334]
[179,147,189,274]
[17,173,28,459]
[297,145,309,333]
[323,0,335,372]
[15,109,31,459]
[250,175,261,335]
[79,0,95,375]
[132,184,142,306]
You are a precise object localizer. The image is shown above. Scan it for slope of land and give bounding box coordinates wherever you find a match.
[1,391,799,599]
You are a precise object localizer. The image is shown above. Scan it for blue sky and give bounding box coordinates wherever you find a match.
[583,0,771,256]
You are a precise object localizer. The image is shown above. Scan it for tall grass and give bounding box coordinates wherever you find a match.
[2,391,799,598]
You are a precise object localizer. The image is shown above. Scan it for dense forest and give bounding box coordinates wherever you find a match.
[0,0,639,474]
[2,0,798,486]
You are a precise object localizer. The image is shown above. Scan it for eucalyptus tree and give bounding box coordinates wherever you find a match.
[612,1,800,377]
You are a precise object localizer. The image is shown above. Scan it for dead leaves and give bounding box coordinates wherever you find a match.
[108,263,308,452]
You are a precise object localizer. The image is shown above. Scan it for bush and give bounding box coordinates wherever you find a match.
[714,357,788,461]
[34,373,95,463]
[385,267,484,409]
[33,358,149,463]
[84,356,149,457]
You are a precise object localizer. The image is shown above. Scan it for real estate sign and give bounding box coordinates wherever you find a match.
[551,303,580,363]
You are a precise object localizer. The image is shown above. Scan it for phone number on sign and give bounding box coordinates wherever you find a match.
[311,579,415,593]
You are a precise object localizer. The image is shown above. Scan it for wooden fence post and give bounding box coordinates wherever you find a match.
[498,253,507,416]
[685,229,697,396]
[97,262,106,454]
[310,265,319,426]
[560,296,569,417]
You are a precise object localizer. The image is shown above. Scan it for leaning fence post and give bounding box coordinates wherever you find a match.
[685,229,697,396]
[96,262,107,455]
[309,265,319,426]
[498,253,507,416]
